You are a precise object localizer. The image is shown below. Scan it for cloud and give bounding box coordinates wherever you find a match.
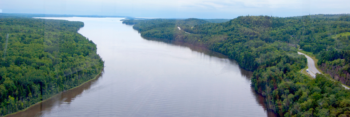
[0,9,2,13]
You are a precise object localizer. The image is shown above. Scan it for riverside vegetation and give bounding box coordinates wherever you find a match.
[0,16,104,115]
[123,15,350,116]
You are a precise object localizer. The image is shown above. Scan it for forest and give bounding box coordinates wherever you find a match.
[0,16,104,115]
[123,14,350,116]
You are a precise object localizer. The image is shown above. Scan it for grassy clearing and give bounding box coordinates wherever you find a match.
[332,32,350,39]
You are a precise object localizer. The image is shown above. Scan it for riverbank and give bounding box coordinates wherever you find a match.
[28,17,272,117]
[4,69,104,117]
[122,17,350,116]
[0,17,105,116]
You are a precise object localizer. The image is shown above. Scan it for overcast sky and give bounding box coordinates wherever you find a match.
[0,0,349,18]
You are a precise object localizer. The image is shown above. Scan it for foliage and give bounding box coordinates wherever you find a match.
[318,50,350,86]
[0,17,104,115]
[123,15,350,116]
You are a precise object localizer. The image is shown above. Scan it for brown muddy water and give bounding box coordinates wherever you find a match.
[8,17,276,117]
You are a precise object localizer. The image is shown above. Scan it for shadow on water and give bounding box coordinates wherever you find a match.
[6,70,105,117]
[138,34,278,117]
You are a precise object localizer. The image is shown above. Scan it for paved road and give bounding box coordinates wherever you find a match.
[178,26,181,30]
[298,52,321,78]
[298,52,350,89]
[177,26,191,34]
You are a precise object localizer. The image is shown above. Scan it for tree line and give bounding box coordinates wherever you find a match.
[123,15,350,116]
[0,16,104,115]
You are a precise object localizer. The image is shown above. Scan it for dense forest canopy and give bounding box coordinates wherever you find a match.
[123,14,350,116]
[0,16,104,116]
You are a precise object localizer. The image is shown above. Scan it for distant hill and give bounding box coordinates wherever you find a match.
[0,13,126,18]
[203,19,230,23]
[288,14,350,20]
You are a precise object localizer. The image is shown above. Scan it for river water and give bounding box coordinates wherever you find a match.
[9,17,274,117]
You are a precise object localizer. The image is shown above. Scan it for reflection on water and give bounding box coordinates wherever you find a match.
[140,30,276,117]
[7,72,103,117]
[150,40,254,79]
[8,17,276,117]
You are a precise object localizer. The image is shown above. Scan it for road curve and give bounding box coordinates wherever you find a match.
[177,26,181,30]
[298,52,321,78]
[298,52,350,89]
[177,26,191,34]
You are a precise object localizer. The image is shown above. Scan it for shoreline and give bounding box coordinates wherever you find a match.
[3,19,105,117]
[135,27,279,117]
[4,69,104,117]
[0,17,105,117]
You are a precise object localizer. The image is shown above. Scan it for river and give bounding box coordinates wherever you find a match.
[8,17,275,117]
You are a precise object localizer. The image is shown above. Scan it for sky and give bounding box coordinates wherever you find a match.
[0,0,349,19]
